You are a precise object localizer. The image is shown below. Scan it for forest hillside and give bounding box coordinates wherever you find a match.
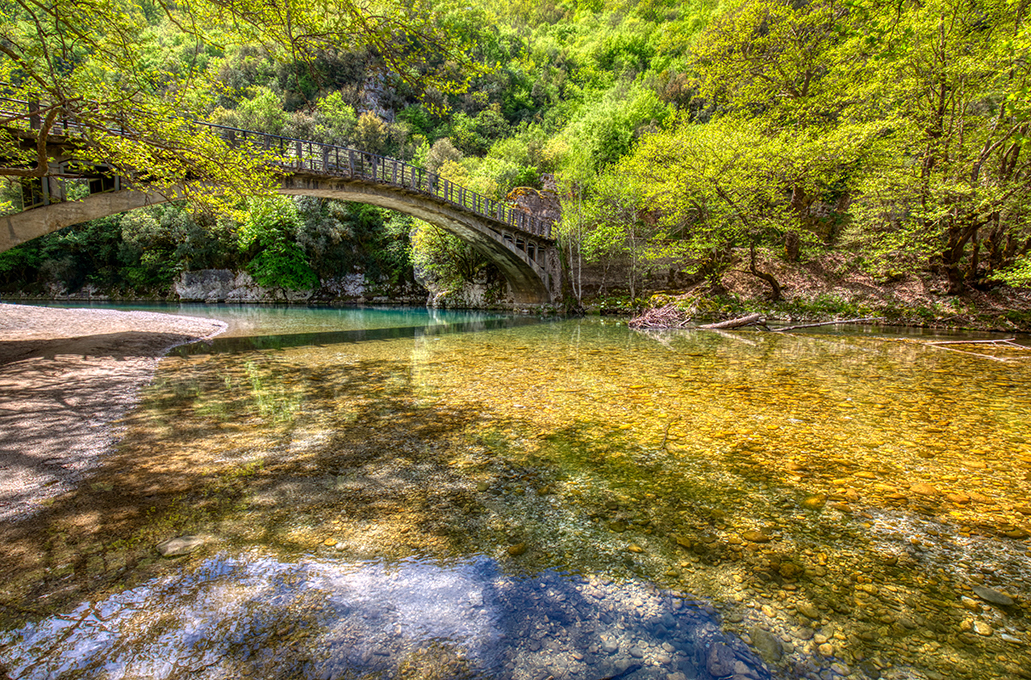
[2,0,1030,329]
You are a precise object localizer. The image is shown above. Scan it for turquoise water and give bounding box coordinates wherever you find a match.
[2,305,1029,680]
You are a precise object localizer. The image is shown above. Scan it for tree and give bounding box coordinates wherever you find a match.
[691,0,867,253]
[549,83,672,301]
[411,220,495,290]
[0,0,469,219]
[692,0,860,128]
[312,91,358,146]
[846,0,1031,292]
[353,111,389,155]
[238,196,317,292]
[623,117,794,300]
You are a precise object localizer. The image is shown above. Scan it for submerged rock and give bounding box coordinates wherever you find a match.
[971,585,1015,606]
[748,626,783,663]
[156,534,213,557]
[741,530,770,543]
[801,495,826,510]
[706,642,740,677]
[796,603,819,619]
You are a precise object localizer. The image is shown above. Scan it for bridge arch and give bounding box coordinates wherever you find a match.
[1,172,559,305]
[0,115,560,304]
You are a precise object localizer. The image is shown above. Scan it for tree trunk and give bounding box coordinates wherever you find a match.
[784,230,801,262]
[945,265,965,295]
[748,241,782,302]
[700,313,764,329]
[967,231,980,283]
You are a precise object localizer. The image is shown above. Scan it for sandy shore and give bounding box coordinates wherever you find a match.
[0,304,226,523]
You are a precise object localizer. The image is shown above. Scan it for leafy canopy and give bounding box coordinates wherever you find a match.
[0,0,470,213]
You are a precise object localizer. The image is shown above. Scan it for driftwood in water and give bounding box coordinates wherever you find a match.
[771,317,883,332]
[699,313,764,330]
[925,337,1024,346]
[628,304,692,329]
[918,337,1030,363]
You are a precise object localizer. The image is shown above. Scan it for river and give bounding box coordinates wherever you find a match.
[1,304,1029,680]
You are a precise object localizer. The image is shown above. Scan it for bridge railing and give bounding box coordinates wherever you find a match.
[0,96,554,240]
[203,121,553,239]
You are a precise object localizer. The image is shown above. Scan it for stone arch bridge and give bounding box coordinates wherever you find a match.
[0,110,560,304]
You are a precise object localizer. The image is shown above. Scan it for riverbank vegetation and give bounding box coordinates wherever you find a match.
[2,0,1031,327]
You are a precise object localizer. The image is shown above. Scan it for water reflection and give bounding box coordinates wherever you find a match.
[0,553,769,680]
[34,302,513,339]
[175,316,551,355]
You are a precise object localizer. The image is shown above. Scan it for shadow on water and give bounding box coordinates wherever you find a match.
[174,316,553,355]
[0,551,773,680]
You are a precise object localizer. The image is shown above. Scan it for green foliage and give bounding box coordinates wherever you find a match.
[354,112,389,154]
[6,0,1031,306]
[295,198,414,285]
[248,241,319,291]
[0,247,41,285]
[554,84,670,175]
[411,221,493,289]
[0,0,473,217]
[991,256,1031,288]
[314,92,358,145]
[692,0,859,127]
[425,138,463,173]
[842,0,1031,290]
[238,197,317,291]
[234,87,290,135]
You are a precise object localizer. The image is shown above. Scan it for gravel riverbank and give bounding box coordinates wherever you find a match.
[0,303,226,523]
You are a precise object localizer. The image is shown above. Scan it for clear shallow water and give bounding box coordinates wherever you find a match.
[34,302,512,338]
[2,306,1030,680]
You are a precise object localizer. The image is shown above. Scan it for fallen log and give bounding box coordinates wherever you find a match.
[771,317,883,332]
[699,313,764,330]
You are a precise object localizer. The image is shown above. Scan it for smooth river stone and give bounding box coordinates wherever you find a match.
[796,603,819,619]
[748,626,783,663]
[741,530,771,543]
[801,495,826,509]
[157,535,213,557]
[971,585,1015,606]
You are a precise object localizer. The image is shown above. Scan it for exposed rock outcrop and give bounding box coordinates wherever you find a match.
[175,270,310,303]
[175,269,428,305]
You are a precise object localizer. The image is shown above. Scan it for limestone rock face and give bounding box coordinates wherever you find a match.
[418,267,515,310]
[426,280,515,309]
[316,274,427,305]
[175,269,307,303]
[175,269,234,301]
[175,269,427,305]
[507,179,561,227]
